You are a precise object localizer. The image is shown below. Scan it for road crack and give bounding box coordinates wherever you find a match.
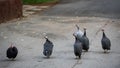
[71,59,82,68]
[90,22,109,44]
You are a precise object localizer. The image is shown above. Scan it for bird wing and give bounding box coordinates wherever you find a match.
[101,37,111,49]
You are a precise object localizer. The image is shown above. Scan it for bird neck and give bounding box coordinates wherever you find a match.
[46,38,51,43]
[103,32,106,37]
[75,37,79,42]
[77,27,80,31]
[84,30,86,36]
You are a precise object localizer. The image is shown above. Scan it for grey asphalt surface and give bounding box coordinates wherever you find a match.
[41,0,120,19]
[0,0,120,68]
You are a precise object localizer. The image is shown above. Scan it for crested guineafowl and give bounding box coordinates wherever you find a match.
[43,36,54,58]
[101,29,111,53]
[81,28,89,51]
[73,33,82,59]
[6,44,18,60]
[73,25,83,38]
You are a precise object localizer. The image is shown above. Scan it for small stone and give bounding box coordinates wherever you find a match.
[21,39,24,41]
[3,36,8,39]
[32,32,36,34]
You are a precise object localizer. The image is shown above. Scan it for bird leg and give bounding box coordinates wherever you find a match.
[47,56,50,58]
[78,56,81,59]
[107,50,110,53]
[104,49,107,53]
[107,50,108,53]
[85,50,88,52]
[75,56,78,59]
[11,58,15,61]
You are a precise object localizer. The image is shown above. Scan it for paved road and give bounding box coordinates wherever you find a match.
[0,0,120,68]
[41,0,120,19]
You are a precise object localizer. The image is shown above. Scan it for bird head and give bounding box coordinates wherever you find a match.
[73,33,76,37]
[83,27,86,31]
[43,33,48,39]
[44,36,48,39]
[101,29,104,32]
[73,33,78,39]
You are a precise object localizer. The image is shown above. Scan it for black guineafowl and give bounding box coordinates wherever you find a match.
[43,36,54,58]
[101,29,111,53]
[81,28,89,51]
[73,34,82,59]
[6,44,18,60]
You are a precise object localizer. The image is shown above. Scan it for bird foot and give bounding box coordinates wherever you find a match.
[78,56,81,59]
[107,50,110,53]
[11,58,15,61]
[104,50,107,53]
[85,50,88,52]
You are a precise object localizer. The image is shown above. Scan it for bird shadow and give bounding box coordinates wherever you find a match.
[82,50,89,53]
[109,51,120,55]
[88,50,110,54]
[0,59,18,62]
[61,56,82,61]
[34,55,56,60]
[74,58,81,60]
[42,56,56,59]
[90,50,120,55]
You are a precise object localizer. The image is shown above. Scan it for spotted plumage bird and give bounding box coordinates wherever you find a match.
[43,35,54,58]
[73,33,82,59]
[101,29,111,53]
[6,44,18,60]
[81,28,89,51]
